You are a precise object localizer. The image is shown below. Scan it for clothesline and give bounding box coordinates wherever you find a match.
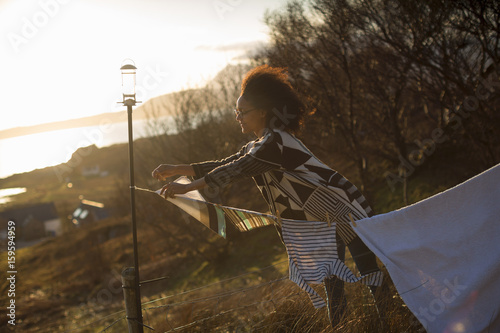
[135,186,357,227]
[136,162,500,332]
[135,178,382,308]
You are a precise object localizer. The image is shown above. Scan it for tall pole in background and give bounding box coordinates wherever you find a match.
[120,60,144,333]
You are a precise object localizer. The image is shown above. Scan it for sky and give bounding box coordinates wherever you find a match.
[0,0,288,132]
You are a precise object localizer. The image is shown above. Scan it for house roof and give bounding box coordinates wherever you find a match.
[81,199,104,208]
[73,200,109,221]
[0,202,59,224]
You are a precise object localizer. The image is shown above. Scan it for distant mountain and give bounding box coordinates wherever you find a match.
[0,93,178,140]
[0,112,126,140]
[0,63,251,140]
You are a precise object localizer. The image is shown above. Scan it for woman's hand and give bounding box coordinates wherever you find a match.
[152,164,196,181]
[152,164,178,181]
[160,181,189,198]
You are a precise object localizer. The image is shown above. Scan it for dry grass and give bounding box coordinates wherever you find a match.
[125,273,424,333]
[0,136,432,332]
[0,214,426,332]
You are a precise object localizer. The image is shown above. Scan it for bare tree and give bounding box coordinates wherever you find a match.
[256,0,499,205]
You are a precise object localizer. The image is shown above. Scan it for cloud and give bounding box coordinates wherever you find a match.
[196,40,268,63]
[195,40,266,53]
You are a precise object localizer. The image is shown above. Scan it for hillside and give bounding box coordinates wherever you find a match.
[0,132,468,332]
[0,134,291,332]
[0,212,289,332]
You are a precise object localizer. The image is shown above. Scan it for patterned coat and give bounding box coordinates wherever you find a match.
[192,128,373,242]
[191,128,382,307]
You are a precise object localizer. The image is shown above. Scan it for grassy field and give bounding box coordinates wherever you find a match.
[0,139,463,332]
[0,217,421,332]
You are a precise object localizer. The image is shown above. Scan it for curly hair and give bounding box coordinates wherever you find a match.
[240,65,310,135]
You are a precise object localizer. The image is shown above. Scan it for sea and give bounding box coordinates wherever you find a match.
[0,116,174,181]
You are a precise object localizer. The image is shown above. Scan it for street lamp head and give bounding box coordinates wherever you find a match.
[120,59,137,104]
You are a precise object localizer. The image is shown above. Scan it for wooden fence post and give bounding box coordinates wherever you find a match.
[122,267,143,333]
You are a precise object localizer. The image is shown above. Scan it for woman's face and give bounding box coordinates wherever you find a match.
[235,95,267,136]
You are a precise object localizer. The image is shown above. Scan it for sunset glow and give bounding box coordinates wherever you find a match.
[0,0,284,132]
[0,0,287,178]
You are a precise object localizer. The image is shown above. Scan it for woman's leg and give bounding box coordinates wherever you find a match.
[347,236,379,275]
[324,233,347,327]
[347,236,390,319]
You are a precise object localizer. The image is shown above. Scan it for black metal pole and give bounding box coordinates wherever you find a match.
[126,99,144,332]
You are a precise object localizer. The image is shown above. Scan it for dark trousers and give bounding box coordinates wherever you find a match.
[324,232,385,326]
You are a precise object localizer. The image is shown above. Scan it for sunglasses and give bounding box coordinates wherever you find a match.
[233,108,258,117]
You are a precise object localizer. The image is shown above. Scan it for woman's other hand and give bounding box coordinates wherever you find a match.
[152,164,178,181]
[160,181,189,198]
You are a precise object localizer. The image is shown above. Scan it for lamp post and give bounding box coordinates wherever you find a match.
[120,59,144,333]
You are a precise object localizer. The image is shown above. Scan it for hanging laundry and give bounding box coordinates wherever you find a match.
[154,176,276,238]
[149,176,383,308]
[353,164,500,333]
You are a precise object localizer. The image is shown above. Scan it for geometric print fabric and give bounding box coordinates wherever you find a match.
[190,127,381,306]
[192,125,375,242]
[244,128,373,243]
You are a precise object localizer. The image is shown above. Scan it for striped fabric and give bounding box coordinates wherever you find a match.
[191,142,278,189]
[220,205,277,232]
[157,176,275,237]
[301,185,362,244]
[206,155,277,189]
[283,219,383,308]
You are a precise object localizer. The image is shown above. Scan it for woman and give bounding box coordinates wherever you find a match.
[152,65,387,326]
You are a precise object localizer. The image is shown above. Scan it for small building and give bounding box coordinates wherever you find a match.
[0,202,62,241]
[71,199,109,226]
[82,165,109,178]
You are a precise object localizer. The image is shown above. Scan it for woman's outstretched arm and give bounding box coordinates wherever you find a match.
[190,144,249,179]
[152,143,251,198]
[153,144,249,181]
